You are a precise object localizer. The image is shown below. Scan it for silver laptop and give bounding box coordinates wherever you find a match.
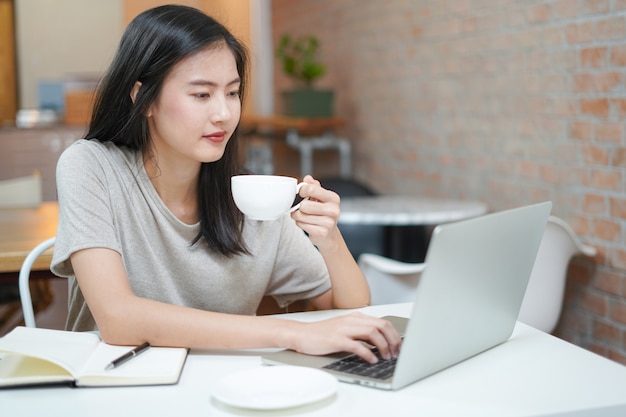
[262,201,552,390]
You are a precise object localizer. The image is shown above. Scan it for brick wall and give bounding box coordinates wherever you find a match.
[272,0,626,365]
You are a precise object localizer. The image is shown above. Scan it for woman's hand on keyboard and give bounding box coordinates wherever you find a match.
[286,312,402,364]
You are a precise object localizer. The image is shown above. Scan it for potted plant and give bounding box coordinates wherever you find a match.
[275,34,334,118]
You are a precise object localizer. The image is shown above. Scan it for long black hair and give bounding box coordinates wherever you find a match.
[86,5,249,256]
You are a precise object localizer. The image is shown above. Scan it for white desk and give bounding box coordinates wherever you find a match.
[339,196,488,225]
[338,196,488,261]
[3,303,626,417]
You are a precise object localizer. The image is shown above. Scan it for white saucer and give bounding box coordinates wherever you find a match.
[212,366,338,410]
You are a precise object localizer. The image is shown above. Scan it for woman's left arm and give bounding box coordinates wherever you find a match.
[291,175,370,310]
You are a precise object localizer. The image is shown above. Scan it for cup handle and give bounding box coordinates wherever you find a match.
[289,182,306,213]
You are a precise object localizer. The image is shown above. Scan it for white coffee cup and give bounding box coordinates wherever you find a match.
[231,175,305,221]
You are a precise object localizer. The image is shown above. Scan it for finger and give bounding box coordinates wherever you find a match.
[297,176,318,198]
[299,181,337,204]
[365,329,392,360]
[352,315,402,360]
[298,200,339,221]
[347,341,380,364]
[378,319,403,358]
[303,175,319,185]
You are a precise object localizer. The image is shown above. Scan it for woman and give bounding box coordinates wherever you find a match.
[51,5,400,364]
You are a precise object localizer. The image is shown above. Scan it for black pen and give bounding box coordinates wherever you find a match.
[105,341,151,370]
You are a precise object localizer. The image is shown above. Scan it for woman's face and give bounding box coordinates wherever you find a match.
[145,44,241,166]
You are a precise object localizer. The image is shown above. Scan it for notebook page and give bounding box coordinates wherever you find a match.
[0,327,100,377]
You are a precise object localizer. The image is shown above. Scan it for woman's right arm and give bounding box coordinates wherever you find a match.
[71,247,401,363]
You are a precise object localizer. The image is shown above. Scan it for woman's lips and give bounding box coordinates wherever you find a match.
[204,131,226,142]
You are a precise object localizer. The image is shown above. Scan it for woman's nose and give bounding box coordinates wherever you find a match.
[210,95,232,123]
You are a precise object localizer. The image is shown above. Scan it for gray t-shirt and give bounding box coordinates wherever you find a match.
[52,140,331,331]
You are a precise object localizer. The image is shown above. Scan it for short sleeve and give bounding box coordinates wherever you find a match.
[51,140,122,277]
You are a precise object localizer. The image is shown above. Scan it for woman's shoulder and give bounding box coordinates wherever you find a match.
[60,138,106,160]
[59,139,137,167]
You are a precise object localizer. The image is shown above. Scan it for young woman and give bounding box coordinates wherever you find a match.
[51,5,400,363]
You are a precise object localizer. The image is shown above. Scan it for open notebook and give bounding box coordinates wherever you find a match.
[263,201,552,390]
[0,326,188,388]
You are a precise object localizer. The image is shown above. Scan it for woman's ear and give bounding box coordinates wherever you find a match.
[131,81,152,117]
[130,81,142,103]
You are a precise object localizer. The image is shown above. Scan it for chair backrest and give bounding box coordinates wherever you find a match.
[358,216,596,332]
[18,237,56,327]
[518,216,596,333]
[358,253,426,305]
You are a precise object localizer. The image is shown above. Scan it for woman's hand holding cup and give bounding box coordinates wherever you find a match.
[290,175,343,250]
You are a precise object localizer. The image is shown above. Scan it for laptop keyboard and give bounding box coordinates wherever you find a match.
[323,346,397,380]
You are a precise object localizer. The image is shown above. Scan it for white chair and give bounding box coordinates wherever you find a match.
[358,216,596,334]
[18,237,56,327]
[358,253,426,305]
[517,216,596,333]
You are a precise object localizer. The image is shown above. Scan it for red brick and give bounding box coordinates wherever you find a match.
[570,215,594,237]
[581,98,610,118]
[539,165,562,184]
[610,45,626,66]
[613,147,626,168]
[589,169,621,190]
[581,0,611,14]
[610,197,626,219]
[552,0,579,19]
[610,299,626,324]
[611,98,626,118]
[582,144,609,164]
[552,98,577,116]
[594,17,626,41]
[581,47,608,67]
[570,121,593,140]
[582,292,609,316]
[589,343,609,357]
[573,73,592,93]
[551,50,578,70]
[593,218,621,241]
[519,160,539,178]
[583,193,607,214]
[447,0,471,14]
[608,350,626,366]
[567,22,594,43]
[595,121,624,142]
[599,72,622,92]
[593,320,621,344]
[527,4,550,23]
[589,245,609,265]
[559,309,590,334]
[612,248,626,270]
[595,270,623,296]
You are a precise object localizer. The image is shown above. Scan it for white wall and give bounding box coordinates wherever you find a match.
[15,0,124,109]
[249,0,273,115]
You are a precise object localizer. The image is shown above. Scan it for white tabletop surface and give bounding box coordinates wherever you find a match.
[338,196,488,225]
[3,303,626,417]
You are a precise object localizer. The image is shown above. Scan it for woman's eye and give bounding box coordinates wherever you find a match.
[194,93,210,99]
[228,90,241,97]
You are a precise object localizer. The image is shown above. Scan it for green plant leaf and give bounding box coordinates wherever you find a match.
[275,34,326,87]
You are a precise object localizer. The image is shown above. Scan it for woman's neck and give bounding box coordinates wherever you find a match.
[144,151,200,225]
